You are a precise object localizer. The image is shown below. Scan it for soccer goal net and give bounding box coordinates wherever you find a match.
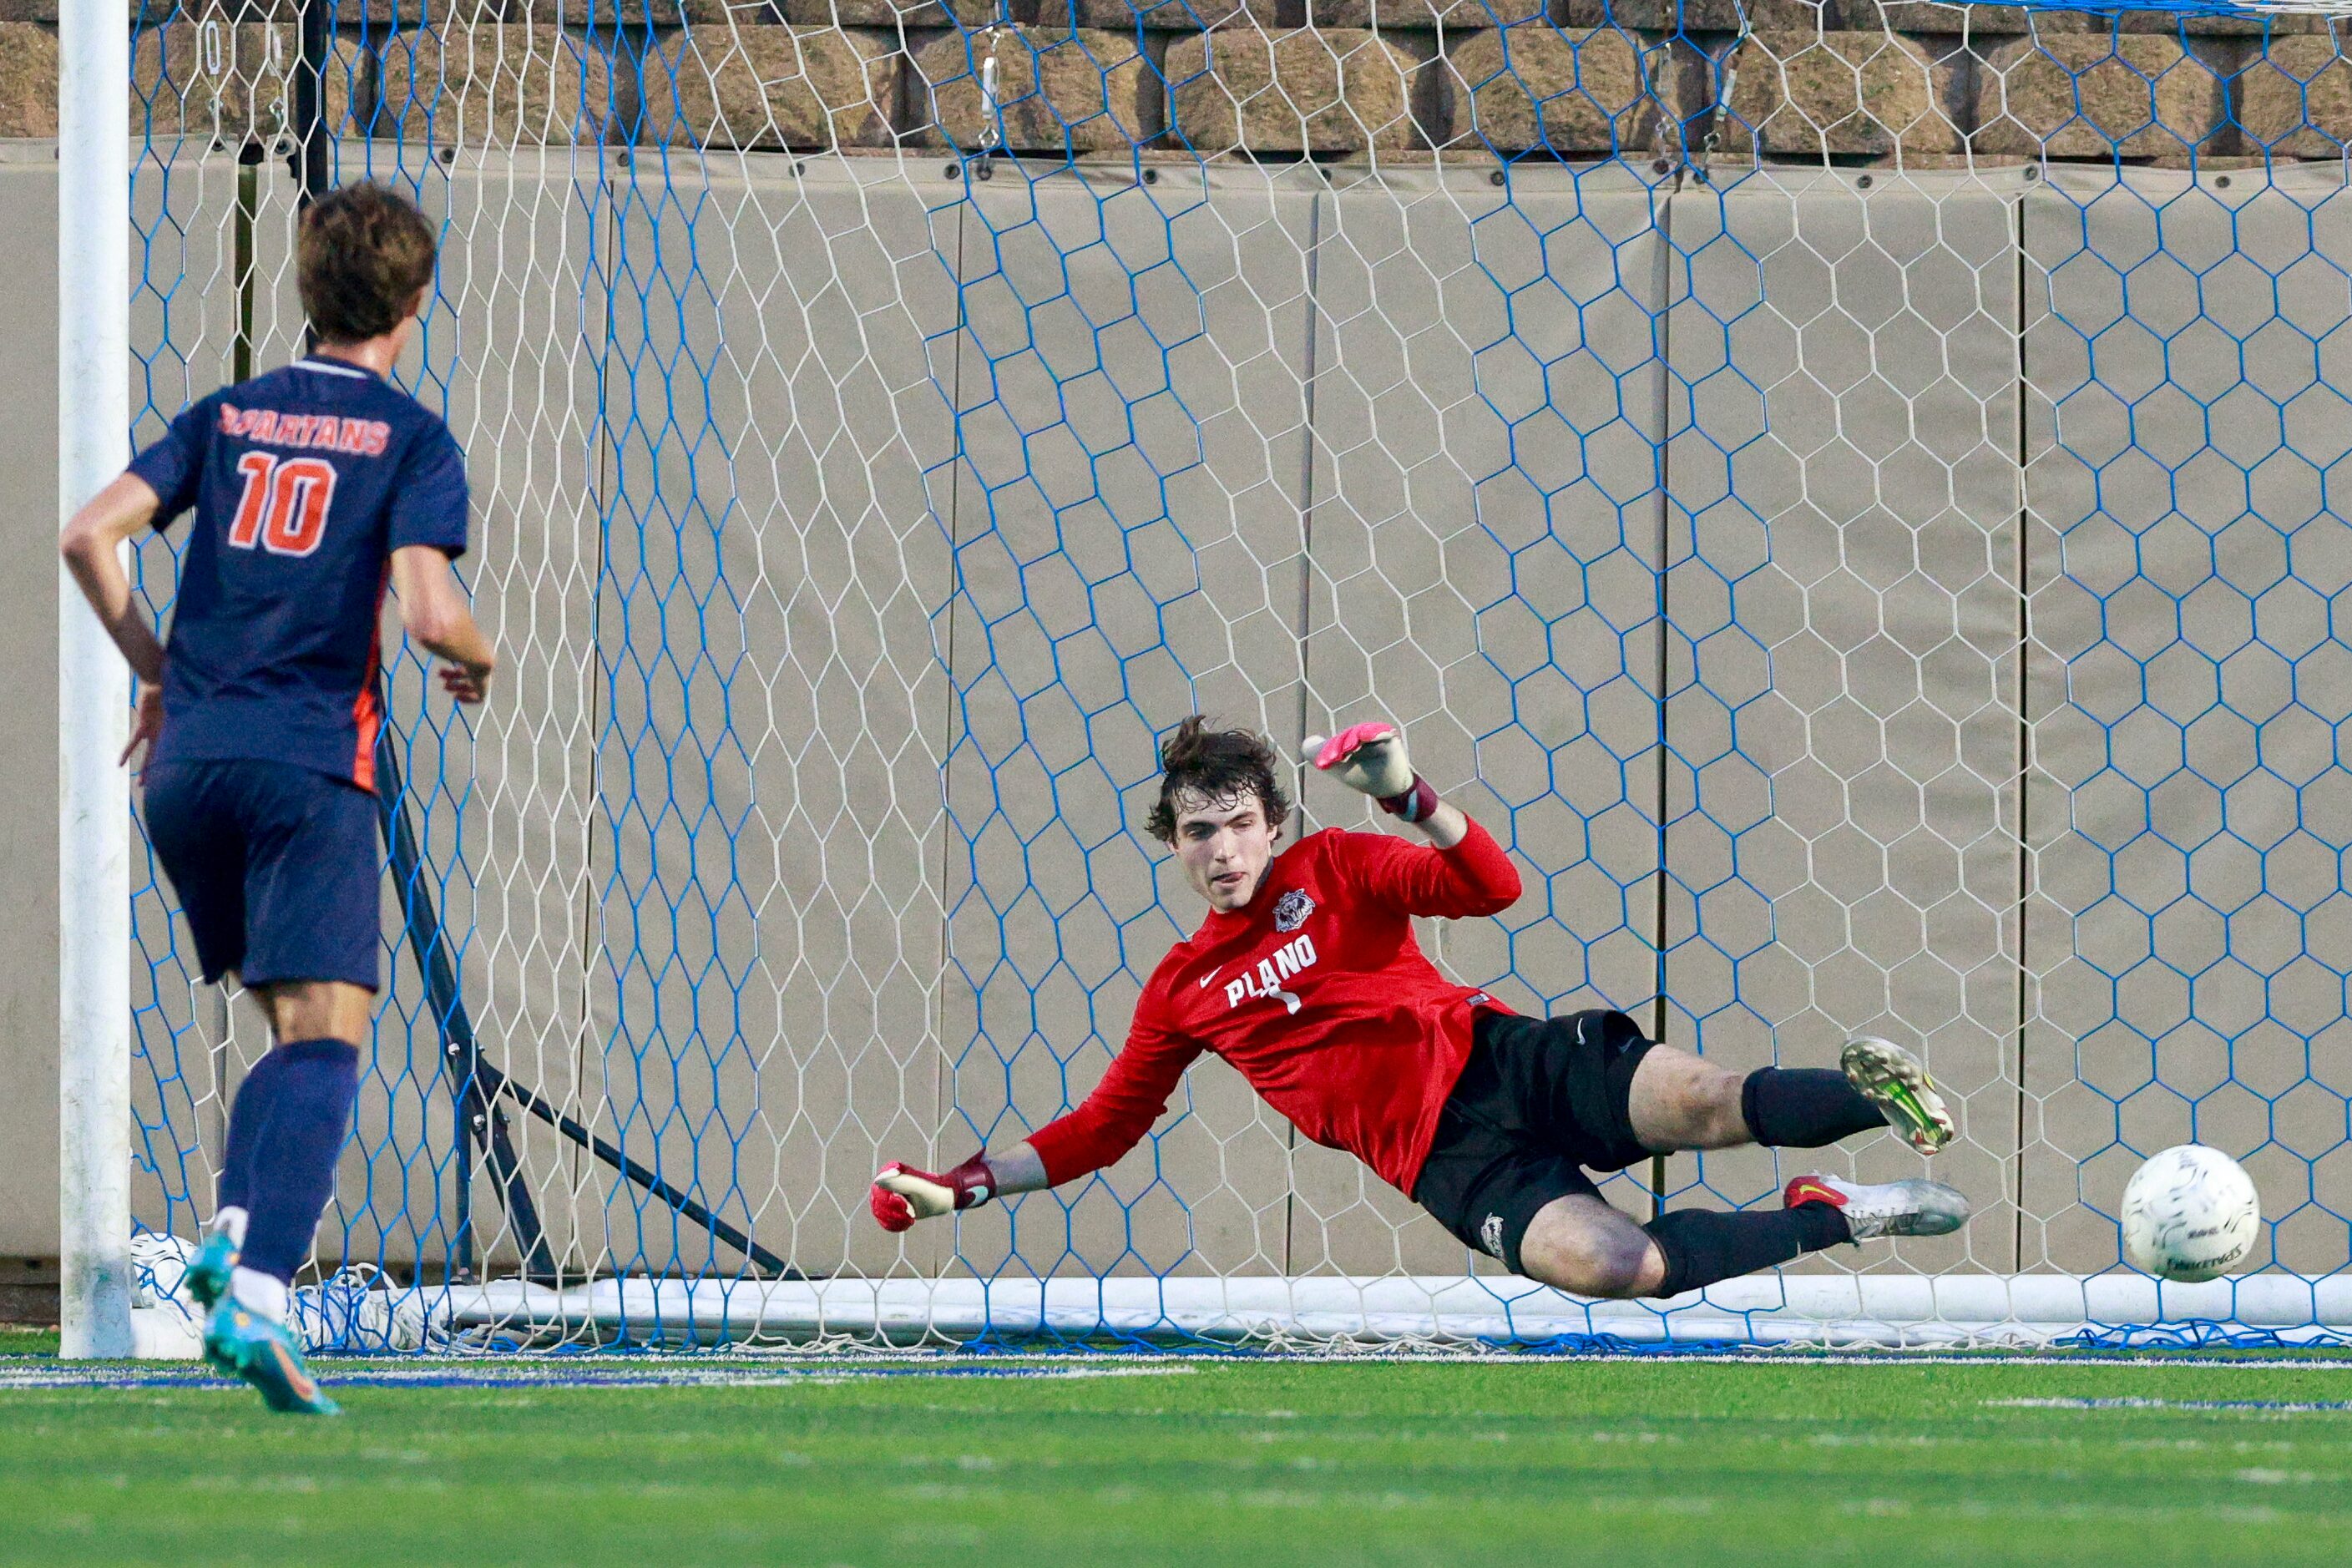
[102,0,2352,1351]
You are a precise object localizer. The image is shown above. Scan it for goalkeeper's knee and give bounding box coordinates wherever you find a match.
[1516,1210,1662,1299]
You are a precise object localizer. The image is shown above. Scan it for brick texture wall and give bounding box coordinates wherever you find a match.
[1,2,2346,164]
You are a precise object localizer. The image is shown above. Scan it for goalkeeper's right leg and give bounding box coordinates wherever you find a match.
[1414,1012,1970,1297]
[1503,1177,1971,1300]
[1627,1036,1953,1156]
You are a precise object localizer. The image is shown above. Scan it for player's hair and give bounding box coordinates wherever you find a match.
[297,183,438,346]
[1146,716,1292,844]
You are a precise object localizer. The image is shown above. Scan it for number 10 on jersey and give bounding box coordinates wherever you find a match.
[228,452,337,557]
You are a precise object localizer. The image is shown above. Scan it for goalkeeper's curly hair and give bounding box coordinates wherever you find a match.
[1146,716,1292,844]
[297,182,437,345]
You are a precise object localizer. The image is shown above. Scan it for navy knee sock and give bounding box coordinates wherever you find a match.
[1645,1203,1851,1298]
[218,1039,362,1284]
[214,1050,282,1216]
[1741,1068,1884,1148]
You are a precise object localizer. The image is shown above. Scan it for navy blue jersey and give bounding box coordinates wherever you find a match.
[127,357,470,791]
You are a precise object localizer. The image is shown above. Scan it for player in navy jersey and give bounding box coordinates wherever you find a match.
[61,184,496,1413]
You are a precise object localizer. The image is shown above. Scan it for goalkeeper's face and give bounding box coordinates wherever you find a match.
[1171,790,1281,913]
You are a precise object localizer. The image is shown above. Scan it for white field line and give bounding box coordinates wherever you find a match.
[0,1362,1201,1391]
[2,1349,2350,1389]
[1986,1397,2352,1412]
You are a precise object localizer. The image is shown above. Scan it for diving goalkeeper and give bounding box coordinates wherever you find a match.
[871,718,1969,1299]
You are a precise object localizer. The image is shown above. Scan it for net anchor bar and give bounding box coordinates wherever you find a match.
[372,721,801,1285]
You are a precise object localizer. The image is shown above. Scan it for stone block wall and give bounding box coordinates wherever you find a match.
[0,0,2345,164]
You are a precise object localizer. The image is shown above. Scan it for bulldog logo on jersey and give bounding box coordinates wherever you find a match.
[1272,889,1315,933]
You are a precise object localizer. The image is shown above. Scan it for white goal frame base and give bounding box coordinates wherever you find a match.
[429,1274,2352,1351]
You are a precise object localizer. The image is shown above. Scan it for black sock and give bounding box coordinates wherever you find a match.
[1741,1068,1883,1148]
[1644,1203,1852,1297]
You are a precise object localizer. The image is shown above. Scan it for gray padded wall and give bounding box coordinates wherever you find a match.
[595,154,959,1284]
[2022,165,2352,1277]
[1295,164,1670,1277]
[0,149,62,1257]
[357,149,613,1276]
[1669,168,2025,1276]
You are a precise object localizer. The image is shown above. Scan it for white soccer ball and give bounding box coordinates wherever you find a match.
[2121,1145,2261,1283]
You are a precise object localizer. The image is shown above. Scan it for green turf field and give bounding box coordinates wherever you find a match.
[3,1331,2351,1565]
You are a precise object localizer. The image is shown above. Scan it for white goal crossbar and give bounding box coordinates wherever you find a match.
[425,1274,2352,1351]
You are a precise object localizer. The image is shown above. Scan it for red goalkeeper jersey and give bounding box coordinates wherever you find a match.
[1025,820,1522,1196]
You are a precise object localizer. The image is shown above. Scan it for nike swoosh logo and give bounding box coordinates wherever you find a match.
[1198,969,1219,989]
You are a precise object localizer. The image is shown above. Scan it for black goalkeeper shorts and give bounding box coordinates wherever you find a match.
[1412,1009,1657,1275]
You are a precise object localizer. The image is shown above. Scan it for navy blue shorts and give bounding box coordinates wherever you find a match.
[142,758,381,991]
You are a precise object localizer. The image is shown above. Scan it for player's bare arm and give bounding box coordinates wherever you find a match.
[59,471,169,764]
[391,542,495,705]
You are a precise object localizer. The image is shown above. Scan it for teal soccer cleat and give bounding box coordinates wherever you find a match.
[182,1229,237,1312]
[202,1302,340,1416]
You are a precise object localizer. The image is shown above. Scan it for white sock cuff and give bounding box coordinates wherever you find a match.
[210,1206,249,1251]
[229,1266,290,1323]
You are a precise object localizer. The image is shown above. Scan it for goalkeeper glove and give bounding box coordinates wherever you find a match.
[1306,721,1439,823]
[871,1152,998,1233]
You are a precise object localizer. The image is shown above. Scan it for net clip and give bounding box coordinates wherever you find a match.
[977,23,1007,161]
[1695,21,1752,184]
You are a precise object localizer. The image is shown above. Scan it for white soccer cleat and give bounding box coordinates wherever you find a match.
[1784,1172,1971,1242]
[1842,1036,1955,1155]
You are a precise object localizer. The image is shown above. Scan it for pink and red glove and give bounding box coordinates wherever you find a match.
[1307,721,1439,823]
[870,1152,998,1232]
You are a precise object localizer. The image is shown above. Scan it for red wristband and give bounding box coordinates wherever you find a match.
[941,1151,999,1208]
[1378,775,1439,823]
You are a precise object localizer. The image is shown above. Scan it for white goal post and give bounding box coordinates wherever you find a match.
[58,0,135,1360]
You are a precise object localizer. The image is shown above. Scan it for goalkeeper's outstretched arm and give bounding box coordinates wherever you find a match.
[870,1141,1049,1231]
[871,1004,1201,1232]
[1307,721,1520,917]
[1308,721,1471,849]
